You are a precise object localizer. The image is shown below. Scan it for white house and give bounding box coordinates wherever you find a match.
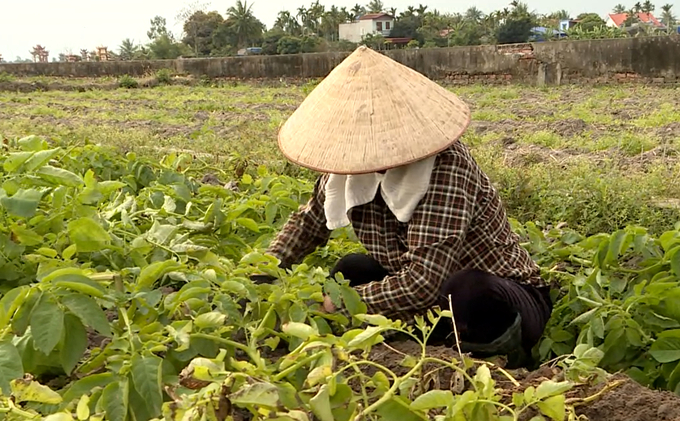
[339,13,394,43]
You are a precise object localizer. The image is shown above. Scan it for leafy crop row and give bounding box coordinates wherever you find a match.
[0,136,679,421]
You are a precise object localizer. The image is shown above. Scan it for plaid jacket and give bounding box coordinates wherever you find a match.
[266,141,545,321]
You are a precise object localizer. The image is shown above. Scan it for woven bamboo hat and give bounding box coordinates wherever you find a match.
[277,45,471,174]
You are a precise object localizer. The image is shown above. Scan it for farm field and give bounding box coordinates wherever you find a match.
[2,79,680,421]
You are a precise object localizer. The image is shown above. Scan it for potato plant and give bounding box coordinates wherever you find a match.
[0,135,675,421]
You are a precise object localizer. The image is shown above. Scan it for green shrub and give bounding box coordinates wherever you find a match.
[118,74,138,89]
[0,72,14,82]
[156,68,173,85]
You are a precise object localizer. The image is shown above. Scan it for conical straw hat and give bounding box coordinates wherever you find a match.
[277,45,471,175]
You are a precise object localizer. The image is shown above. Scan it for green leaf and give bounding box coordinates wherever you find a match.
[236,217,260,232]
[24,148,60,171]
[30,296,64,355]
[60,293,112,337]
[340,284,367,316]
[67,217,111,253]
[52,273,107,298]
[194,311,227,329]
[650,336,680,363]
[3,151,34,172]
[0,286,30,330]
[36,165,85,187]
[17,135,47,151]
[410,390,455,410]
[11,225,43,246]
[0,188,44,218]
[282,322,318,340]
[0,341,24,395]
[101,379,129,421]
[76,395,90,420]
[130,353,163,416]
[535,380,572,400]
[44,413,74,421]
[347,326,384,347]
[591,315,605,339]
[137,260,183,291]
[11,378,63,404]
[536,395,566,421]
[310,384,334,421]
[229,382,280,407]
[60,314,88,375]
[670,247,680,277]
[376,396,422,421]
[61,372,114,404]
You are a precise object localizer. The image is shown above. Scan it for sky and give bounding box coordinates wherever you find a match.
[0,0,672,61]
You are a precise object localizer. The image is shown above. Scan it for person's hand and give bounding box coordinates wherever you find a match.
[322,295,336,313]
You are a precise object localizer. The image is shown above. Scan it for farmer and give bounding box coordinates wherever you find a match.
[258,46,553,368]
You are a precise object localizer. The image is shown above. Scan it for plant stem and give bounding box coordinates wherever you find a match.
[566,379,625,406]
[272,353,322,382]
[191,333,262,367]
[352,336,438,421]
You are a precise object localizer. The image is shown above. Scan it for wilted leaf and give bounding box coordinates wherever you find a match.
[410,390,454,410]
[194,311,226,329]
[535,380,572,400]
[229,382,280,407]
[282,322,318,340]
[11,378,63,404]
[309,384,334,421]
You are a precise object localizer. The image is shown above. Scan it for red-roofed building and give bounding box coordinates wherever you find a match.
[606,12,664,28]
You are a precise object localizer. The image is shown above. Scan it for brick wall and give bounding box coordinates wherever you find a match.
[2,36,680,85]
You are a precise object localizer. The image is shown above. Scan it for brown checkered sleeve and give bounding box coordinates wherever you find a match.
[266,174,332,269]
[351,152,480,320]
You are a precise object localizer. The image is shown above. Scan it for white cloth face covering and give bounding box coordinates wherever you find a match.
[323,155,437,230]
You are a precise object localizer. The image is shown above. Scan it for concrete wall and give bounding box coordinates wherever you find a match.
[2,36,680,85]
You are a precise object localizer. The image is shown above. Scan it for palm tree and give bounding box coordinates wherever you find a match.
[551,10,570,20]
[613,4,627,13]
[661,4,676,31]
[464,6,484,22]
[641,0,655,13]
[119,38,140,60]
[226,0,265,48]
[351,4,365,19]
[366,0,384,13]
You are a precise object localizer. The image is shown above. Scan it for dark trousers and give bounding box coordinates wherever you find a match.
[330,253,553,367]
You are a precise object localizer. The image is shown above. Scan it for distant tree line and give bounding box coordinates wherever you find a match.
[7,0,678,62]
